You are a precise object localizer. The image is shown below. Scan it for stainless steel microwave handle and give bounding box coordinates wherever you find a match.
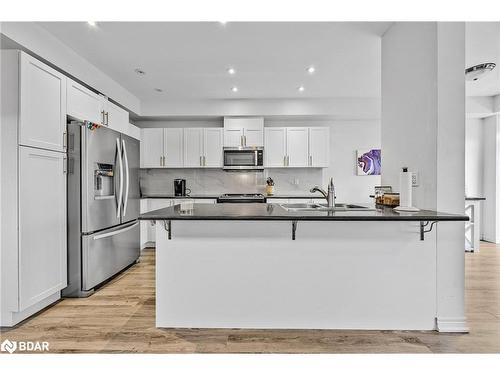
[255,150,258,166]
[122,139,130,216]
[93,222,139,240]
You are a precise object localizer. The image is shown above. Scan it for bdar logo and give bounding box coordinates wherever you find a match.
[1,339,17,354]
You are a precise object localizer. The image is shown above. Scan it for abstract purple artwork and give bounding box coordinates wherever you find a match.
[356,149,381,176]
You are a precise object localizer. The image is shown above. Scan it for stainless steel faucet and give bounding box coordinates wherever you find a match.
[310,178,336,208]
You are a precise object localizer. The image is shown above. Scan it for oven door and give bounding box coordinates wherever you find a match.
[223,148,263,170]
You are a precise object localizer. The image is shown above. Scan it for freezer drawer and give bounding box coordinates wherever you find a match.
[82,221,140,291]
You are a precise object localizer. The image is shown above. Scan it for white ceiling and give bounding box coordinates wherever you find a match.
[36,22,500,105]
[466,22,500,97]
[37,22,390,102]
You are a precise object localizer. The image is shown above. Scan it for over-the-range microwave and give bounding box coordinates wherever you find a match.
[223,147,264,171]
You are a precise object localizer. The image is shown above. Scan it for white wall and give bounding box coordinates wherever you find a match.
[465,118,484,197]
[482,114,500,243]
[382,22,467,332]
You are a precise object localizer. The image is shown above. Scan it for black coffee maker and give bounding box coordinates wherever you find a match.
[173,179,191,196]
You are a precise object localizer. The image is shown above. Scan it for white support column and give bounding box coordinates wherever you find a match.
[382,22,467,332]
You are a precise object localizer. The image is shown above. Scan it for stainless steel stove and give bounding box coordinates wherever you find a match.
[217,193,267,203]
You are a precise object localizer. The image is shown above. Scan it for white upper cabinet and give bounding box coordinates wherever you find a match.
[19,52,67,152]
[127,123,141,141]
[183,128,204,167]
[309,127,330,167]
[264,128,287,167]
[67,79,106,125]
[223,126,244,148]
[18,146,67,310]
[264,126,330,168]
[164,128,184,167]
[141,127,223,169]
[224,117,264,147]
[140,128,164,168]
[286,128,309,167]
[203,128,223,167]
[106,101,129,134]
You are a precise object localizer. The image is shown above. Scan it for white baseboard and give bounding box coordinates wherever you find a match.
[436,316,469,333]
[1,291,60,327]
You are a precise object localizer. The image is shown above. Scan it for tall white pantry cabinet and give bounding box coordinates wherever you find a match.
[1,51,67,326]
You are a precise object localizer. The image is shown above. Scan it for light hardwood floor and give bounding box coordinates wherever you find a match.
[1,242,499,353]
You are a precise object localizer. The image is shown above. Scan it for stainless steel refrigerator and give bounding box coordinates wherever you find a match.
[64,122,140,297]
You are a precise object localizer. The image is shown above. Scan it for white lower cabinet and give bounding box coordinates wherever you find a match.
[144,200,173,245]
[267,198,289,204]
[18,146,67,310]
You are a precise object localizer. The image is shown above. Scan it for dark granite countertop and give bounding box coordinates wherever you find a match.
[465,197,486,201]
[265,195,327,200]
[141,195,219,199]
[141,194,327,200]
[139,203,469,222]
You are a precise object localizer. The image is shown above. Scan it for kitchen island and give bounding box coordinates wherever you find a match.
[140,203,468,332]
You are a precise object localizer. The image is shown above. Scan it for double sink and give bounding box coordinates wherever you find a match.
[280,203,373,212]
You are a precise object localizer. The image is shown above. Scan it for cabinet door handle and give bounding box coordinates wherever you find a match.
[63,131,67,149]
[287,155,290,166]
[240,135,243,147]
[160,156,162,166]
[105,111,109,126]
[63,157,67,174]
[203,156,206,166]
[309,155,312,166]
[244,135,247,146]
[200,155,203,166]
[101,110,105,125]
[283,155,287,166]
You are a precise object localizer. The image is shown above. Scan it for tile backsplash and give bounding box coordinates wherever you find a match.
[139,168,324,196]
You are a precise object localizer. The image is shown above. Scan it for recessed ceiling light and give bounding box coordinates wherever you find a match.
[87,21,97,27]
[227,67,236,75]
[134,68,146,76]
[307,66,315,74]
[219,21,227,25]
[298,86,305,92]
[231,86,238,92]
[154,88,163,92]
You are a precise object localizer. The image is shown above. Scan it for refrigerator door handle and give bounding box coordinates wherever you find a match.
[116,138,123,218]
[122,139,130,217]
[92,222,139,240]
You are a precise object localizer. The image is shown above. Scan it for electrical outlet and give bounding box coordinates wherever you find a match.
[412,172,419,187]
